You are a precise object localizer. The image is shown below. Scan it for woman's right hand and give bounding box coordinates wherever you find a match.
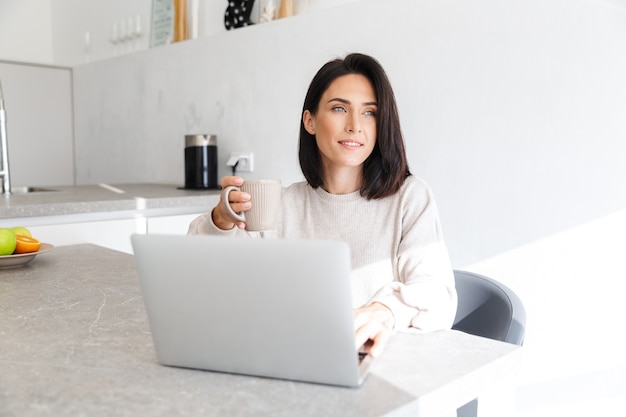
[212,176,252,230]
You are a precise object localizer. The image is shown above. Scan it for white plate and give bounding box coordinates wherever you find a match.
[0,243,54,269]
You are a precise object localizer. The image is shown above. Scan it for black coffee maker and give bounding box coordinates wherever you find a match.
[184,134,218,189]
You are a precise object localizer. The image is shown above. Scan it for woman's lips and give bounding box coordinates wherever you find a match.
[338,140,363,147]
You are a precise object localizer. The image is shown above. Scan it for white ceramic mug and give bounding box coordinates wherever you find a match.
[221,180,282,231]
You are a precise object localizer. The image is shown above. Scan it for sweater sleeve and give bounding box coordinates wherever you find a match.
[187,210,271,239]
[368,179,458,333]
[187,211,245,237]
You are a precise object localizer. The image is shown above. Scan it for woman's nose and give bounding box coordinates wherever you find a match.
[346,113,362,133]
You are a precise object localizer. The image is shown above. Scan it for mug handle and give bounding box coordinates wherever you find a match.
[221,185,246,223]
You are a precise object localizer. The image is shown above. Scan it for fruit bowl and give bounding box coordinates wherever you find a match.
[0,243,54,269]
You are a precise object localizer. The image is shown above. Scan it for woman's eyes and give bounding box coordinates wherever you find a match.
[331,106,377,116]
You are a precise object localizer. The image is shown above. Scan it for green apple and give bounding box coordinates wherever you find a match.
[0,228,17,256]
[11,226,32,237]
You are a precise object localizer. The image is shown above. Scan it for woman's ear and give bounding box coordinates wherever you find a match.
[302,110,316,135]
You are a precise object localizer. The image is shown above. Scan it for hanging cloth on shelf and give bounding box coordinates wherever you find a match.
[224,0,255,30]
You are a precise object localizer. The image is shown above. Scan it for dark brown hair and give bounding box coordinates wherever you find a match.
[299,53,411,199]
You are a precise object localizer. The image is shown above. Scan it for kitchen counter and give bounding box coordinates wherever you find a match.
[0,183,220,222]
[0,244,522,417]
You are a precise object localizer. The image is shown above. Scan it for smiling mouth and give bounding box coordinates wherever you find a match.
[338,140,363,147]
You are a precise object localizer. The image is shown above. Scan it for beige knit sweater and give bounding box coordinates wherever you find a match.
[188,175,457,333]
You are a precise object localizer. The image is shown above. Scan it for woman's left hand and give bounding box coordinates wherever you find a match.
[353,302,395,358]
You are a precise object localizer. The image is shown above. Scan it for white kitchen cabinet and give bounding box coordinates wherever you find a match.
[2,184,217,255]
[28,218,145,255]
[146,213,203,236]
[21,212,204,255]
[0,61,74,188]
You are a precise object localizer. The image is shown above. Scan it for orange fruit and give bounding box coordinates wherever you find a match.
[14,234,41,254]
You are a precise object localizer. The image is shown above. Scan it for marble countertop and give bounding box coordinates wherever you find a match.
[0,183,221,220]
[0,244,522,417]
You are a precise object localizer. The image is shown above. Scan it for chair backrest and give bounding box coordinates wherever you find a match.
[452,270,526,346]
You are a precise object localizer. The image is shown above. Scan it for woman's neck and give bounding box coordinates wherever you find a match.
[322,165,362,195]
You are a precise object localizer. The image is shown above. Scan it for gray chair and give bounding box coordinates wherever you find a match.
[452,270,526,417]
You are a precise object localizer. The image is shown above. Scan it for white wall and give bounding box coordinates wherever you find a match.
[0,0,54,64]
[72,0,626,414]
[0,0,361,66]
[50,0,151,66]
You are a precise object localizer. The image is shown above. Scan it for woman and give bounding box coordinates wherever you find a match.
[189,53,457,358]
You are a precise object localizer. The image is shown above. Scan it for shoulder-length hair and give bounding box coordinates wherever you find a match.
[298,53,411,200]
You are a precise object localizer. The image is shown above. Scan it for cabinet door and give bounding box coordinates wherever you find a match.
[28,218,145,254]
[146,213,203,235]
[0,62,74,187]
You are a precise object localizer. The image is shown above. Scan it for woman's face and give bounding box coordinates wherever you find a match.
[303,74,377,175]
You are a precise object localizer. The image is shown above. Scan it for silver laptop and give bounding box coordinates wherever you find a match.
[131,233,374,387]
